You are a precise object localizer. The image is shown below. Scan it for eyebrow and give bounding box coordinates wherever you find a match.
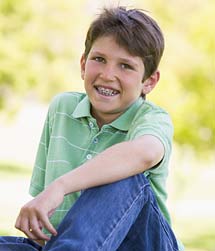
[90,50,139,68]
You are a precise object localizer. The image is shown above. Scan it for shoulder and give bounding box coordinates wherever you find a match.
[133,100,173,128]
[139,100,169,116]
[127,100,173,146]
[48,92,86,115]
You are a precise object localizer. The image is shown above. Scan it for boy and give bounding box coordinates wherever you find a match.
[0,6,183,251]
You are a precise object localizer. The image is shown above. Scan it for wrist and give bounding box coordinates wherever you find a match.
[54,171,81,195]
[44,178,66,198]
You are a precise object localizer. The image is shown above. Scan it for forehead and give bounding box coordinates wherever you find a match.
[90,35,143,62]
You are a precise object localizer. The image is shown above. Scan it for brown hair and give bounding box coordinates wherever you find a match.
[84,6,165,81]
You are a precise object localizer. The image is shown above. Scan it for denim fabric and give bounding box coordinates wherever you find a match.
[0,174,179,251]
[0,237,42,251]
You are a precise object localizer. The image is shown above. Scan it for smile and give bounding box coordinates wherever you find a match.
[96,86,119,96]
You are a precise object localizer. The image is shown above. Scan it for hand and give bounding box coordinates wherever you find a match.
[15,181,65,241]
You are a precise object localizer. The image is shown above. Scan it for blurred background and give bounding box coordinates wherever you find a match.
[0,0,214,250]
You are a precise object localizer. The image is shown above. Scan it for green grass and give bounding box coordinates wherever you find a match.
[184,233,215,251]
[0,162,32,177]
[0,162,32,238]
[174,217,215,251]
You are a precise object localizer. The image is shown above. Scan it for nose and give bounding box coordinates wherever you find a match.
[100,63,116,81]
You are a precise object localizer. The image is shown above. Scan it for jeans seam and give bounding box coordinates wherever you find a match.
[16,237,25,243]
[98,182,151,250]
[150,198,179,251]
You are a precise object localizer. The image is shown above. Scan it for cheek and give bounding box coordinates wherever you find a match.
[85,63,99,80]
[124,75,143,93]
[84,68,98,92]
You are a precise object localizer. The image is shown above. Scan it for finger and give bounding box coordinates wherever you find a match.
[48,208,56,218]
[16,213,48,241]
[16,216,37,240]
[29,216,51,241]
[25,227,39,240]
[39,214,57,236]
[38,220,43,230]
[15,214,21,230]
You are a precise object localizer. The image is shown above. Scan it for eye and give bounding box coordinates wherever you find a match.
[93,56,105,63]
[121,63,133,70]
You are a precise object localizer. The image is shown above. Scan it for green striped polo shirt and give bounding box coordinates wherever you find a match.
[29,91,174,233]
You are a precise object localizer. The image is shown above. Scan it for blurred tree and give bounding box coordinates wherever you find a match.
[0,0,90,111]
[136,0,215,156]
[0,0,214,155]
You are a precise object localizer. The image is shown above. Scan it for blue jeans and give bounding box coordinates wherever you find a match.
[0,174,179,251]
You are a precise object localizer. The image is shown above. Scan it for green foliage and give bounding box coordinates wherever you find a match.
[0,0,89,109]
[139,0,215,156]
[0,162,31,176]
[0,0,214,155]
[169,0,215,156]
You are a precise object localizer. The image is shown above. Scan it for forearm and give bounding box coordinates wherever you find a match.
[54,135,164,196]
[56,142,142,195]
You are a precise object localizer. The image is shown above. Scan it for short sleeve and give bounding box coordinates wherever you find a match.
[126,103,174,175]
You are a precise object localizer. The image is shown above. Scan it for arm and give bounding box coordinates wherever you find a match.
[15,135,164,241]
[59,134,164,194]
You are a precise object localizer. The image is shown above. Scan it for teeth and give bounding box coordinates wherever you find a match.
[97,87,118,96]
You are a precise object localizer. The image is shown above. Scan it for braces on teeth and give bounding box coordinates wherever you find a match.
[97,87,118,96]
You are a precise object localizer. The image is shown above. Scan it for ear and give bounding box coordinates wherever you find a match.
[142,70,160,95]
[80,54,86,80]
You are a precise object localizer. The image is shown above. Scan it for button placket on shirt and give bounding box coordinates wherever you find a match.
[89,121,94,129]
[93,137,99,144]
[86,154,92,160]
[86,120,98,161]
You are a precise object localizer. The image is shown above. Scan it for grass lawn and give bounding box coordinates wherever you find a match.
[173,216,215,251]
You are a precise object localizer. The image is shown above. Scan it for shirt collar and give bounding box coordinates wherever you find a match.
[110,98,144,131]
[72,95,144,131]
[72,95,92,118]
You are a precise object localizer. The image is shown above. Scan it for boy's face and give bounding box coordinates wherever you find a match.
[80,35,145,126]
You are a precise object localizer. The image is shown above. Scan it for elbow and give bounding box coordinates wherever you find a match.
[134,136,165,171]
[143,147,164,171]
